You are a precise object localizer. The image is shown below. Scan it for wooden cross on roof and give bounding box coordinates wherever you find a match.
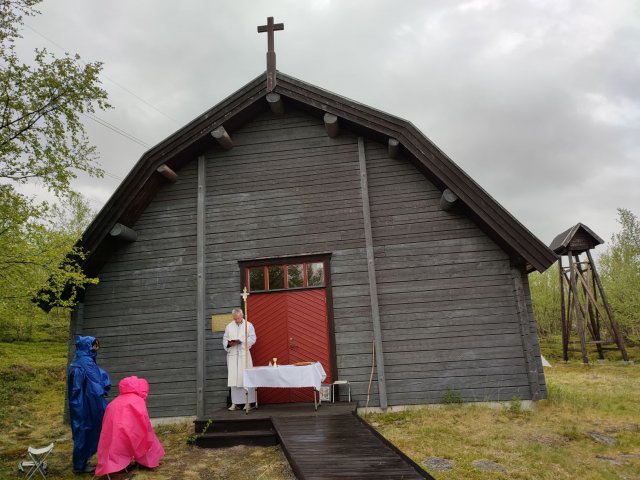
[257,16,284,91]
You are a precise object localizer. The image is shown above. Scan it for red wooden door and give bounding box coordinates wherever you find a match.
[248,289,332,403]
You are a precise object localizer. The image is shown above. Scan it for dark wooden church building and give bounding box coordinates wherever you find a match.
[69,33,556,418]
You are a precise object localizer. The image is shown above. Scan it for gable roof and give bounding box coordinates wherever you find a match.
[549,223,604,255]
[81,71,557,276]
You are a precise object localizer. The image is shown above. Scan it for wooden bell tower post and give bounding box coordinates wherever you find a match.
[550,223,629,363]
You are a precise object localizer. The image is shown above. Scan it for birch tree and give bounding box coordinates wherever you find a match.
[0,0,108,323]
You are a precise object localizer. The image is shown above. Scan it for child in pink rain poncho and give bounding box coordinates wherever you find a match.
[95,376,165,476]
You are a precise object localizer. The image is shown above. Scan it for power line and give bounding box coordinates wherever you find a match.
[20,24,163,190]
[23,24,154,149]
[82,112,151,149]
[102,170,124,182]
[101,75,182,125]
[23,23,182,125]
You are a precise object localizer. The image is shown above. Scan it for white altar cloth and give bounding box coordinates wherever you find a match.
[243,362,327,390]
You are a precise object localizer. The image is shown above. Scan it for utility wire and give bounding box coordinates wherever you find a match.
[23,24,153,151]
[24,23,181,125]
[82,112,151,149]
[21,24,162,189]
[101,170,124,182]
[102,74,182,125]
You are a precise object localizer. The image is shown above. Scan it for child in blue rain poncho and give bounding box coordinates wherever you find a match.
[68,335,111,474]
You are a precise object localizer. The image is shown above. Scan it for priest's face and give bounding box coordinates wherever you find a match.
[233,311,243,324]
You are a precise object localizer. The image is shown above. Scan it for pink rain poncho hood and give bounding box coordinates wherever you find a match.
[95,376,165,476]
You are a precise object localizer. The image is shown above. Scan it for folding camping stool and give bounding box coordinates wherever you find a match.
[18,442,53,479]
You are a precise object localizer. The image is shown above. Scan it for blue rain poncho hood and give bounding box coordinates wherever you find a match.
[68,335,111,471]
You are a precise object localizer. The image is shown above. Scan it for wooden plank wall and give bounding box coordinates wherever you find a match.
[78,106,546,416]
[80,160,199,417]
[523,272,548,396]
[364,139,539,404]
[202,109,374,412]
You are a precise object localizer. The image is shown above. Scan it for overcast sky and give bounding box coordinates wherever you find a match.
[16,0,640,253]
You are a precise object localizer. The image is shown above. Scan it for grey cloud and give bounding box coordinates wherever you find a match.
[18,0,639,250]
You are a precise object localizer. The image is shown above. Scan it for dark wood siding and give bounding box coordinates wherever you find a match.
[568,229,598,252]
[523,272,548,397]
[202,109,371,412]
[77,107,546,416]
[364,139,539,404]
[80,160,198,418]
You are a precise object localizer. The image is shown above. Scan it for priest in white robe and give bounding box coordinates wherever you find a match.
[223,308,257,410]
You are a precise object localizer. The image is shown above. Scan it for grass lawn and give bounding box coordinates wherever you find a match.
[369,340,640,479]
[1,339,638,479]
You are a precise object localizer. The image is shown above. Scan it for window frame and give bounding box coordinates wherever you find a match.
[240,255,330,293]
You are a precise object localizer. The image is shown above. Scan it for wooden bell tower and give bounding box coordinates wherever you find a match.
[550,223,629,363]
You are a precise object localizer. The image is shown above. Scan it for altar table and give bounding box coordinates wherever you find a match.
[243,362,327,411]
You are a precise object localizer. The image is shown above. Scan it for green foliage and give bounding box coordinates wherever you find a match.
[508,396,523,415]
[530,209,640,344]
[0,0,108,333]
[539,335,565,361]
[599,208,640,342]
[0,188,97,341]
[0,0,39,43]
[375,410,411,425]
[186,418,213,445]
[529,262,561,336]
[1,0,109,196]
[0,341,67,432]
[441,387,463,404]
[544,358,640,414]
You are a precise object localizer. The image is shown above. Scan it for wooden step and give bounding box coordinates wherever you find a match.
[194,429,278,448]
[194,417,273,433]
[193,402,358,449]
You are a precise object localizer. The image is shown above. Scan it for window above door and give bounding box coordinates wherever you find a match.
[244,259,326,293]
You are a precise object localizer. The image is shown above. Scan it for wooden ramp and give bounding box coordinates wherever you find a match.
[195,403,434,479]
[274,413,433,480]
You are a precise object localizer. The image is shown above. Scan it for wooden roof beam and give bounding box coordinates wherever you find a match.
[266,92,284,114]
[109,223,137,242]
[323,113,339,138]
[211,126,233,150]
[388,138,400,158]
[156,164,178,183]
[440,188,458,211]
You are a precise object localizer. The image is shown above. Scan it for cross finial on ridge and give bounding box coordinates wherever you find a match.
[257,17,284,91]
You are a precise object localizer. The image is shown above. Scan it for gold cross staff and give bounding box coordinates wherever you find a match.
[241,287,249,369]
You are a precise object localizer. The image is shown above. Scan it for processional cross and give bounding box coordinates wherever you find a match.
[241,287,250,368]
[257,16,284,91]
[240,286,252,412]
